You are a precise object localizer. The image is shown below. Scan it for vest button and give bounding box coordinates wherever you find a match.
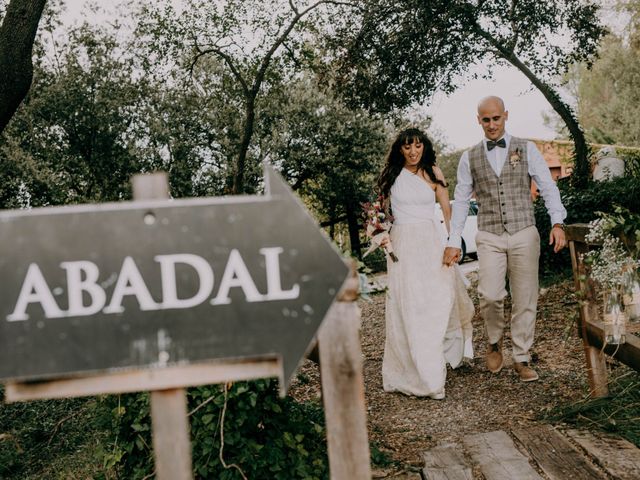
[501,203,505,206]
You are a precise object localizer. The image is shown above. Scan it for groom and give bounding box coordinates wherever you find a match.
[443,96,567,382]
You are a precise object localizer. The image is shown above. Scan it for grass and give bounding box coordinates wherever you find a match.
[0,386,114,479]
[544,366,640,447]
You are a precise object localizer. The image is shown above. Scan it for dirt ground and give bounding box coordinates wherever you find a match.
[289,271,594,477]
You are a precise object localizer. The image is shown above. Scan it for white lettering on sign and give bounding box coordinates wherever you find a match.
[155,254,214,309]
[103,257,160,314]
[6,248,300,321]
[7,263,66,321]
[211,249,266,305]
[61,261,107,316]
[260,247,300,301]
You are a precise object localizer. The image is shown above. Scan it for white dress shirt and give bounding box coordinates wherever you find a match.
[447,132,567,249]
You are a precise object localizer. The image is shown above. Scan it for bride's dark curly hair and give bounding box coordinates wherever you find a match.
[377,128,446,199]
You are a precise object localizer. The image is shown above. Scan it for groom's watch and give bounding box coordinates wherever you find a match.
[552,223,565,231]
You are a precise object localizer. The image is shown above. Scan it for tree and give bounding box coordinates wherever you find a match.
[328,0,607,187]
[264,77,387,255]
[0,0,47,133]
[0,21,160,207]
[1,7,390,258]
[561,1,640,146]
[137,0,354,194]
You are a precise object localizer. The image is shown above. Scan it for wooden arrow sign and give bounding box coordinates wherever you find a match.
[0,165,349,390]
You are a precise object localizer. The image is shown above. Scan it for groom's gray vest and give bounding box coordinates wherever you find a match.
[468,136,535,235]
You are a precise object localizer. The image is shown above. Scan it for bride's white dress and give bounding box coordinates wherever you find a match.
[383,169,474,397]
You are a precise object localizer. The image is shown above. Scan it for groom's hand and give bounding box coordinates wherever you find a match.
[549,224,567,253]
[443,247,461,267]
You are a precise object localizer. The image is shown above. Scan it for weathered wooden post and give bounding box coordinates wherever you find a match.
[319,265,372,479]
[566,223,609,398]
[132,172,193,480]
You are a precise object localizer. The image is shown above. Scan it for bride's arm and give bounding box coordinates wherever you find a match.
[433,167,452,233]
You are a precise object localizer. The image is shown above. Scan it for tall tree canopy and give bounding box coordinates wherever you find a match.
[1,4,389,257]
[328,0,607,186]
[136,0,354,194]
[564,1,640,146]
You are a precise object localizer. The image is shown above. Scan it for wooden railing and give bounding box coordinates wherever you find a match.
[566,224,640,398]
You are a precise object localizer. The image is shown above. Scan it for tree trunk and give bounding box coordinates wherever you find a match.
[0,0,47,134]
[345,199,362,258]
[232,94,256,194]
[474,26,592,188]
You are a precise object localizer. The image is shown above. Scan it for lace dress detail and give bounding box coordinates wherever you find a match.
[383,169,474,397]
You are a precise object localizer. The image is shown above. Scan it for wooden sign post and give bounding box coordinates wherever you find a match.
[0,166,371,479]
[319,281,372,479]
[133,172,192,479]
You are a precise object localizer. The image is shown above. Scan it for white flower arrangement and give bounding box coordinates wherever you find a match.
[584,216,640,289]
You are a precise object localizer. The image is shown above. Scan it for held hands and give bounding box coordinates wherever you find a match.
[443,247,461,267]
[549,224,567,253]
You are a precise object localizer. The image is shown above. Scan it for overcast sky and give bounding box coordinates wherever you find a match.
[423,65,559,151]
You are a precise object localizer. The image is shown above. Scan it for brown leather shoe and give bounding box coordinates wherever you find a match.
[485,342,503,373]
[514,362,539,382]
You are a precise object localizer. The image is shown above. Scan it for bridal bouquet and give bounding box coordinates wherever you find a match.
[362,196,398,262]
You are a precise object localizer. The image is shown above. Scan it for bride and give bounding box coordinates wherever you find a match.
[377,127,474,399]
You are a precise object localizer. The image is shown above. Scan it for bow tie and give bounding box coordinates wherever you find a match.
[486,138,506,151]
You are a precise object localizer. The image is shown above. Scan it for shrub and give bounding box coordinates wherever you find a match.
[536,176,640,277]
[103,379,328,480]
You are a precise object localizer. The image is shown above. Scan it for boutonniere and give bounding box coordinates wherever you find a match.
[509,148,522,167]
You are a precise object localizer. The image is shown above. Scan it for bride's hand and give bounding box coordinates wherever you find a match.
[443,247,461,267]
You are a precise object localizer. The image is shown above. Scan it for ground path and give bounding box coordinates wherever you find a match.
[289,266,638,479]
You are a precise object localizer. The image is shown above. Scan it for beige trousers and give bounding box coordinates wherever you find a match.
[476,225,540,362]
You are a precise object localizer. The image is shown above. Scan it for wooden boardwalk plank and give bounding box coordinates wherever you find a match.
[462,431,542,480]
[567,429,640,480]
[512,425,605,480]
[422,443,473,480]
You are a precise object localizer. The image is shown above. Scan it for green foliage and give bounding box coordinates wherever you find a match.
[135,0,352,194]
[329,0,606,114]
[0,22,149,207]
[369,442,396,468]
[0,387,110,479]
[618,147,640,178]
[105,379,328,480]
[592,205,640,258]
[264,77,387,256]
[545,370,640,447]
[536,176,640,276]
[361,247,387,274]
[437,149,463,197]
[566,0,640,148]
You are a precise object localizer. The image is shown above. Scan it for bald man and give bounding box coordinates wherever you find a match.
[443,96,567,382]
